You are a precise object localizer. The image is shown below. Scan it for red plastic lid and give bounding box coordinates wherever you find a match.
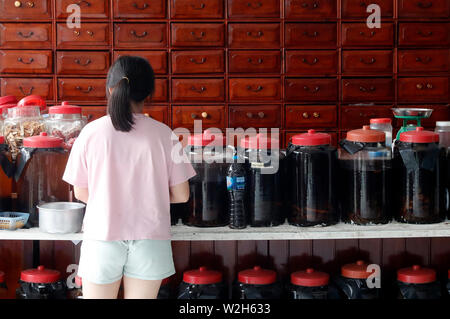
[17,95,46,112]
[240,134,279,149]
[291,129,331,146]
[23,132,64,148]
[183,267,222,285]
[399,127,439,144]
[291,268,330,287]
[0,96,17,105]
[238,266,277,285]
[49,101,81,115]
[0,103,17,112]
[341,260,373,279]
[0,271,5,283]
[188,131,226,146]
[20,265,60,284]
[397,265,436,284]
[346,126,385,143]
[0,136,4,144]
[75,275,82,287]
[370,118,391,124]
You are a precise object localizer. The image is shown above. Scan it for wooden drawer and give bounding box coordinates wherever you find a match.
[149,78,168,102]
[57,51,110,75]
[285,50,338,75]
[0,0,51,19]
[114,23,167,49]
[342,50,393,75]
[172,50,224,74]
[342,23,394,47]
[228,23,280,49]
[113,0,166,18]
[228,0,280,18]
[229,51,281,74]
[0,23,51,49]
[172,23,224,47]
[340,106,393,130]
[341,0,393,18]
[56,0,109,19]
[82,107,107,123]
[0,77,53,100]
[57,23,109,49]
[285,23,337,49]
[114,51,167,75]
[394,105,450,128]
[58,78,106,102]
[229,78,281,101]
[398,77,449,103]
[171,0,224,18]
[398,49,450,73]
[286,131,338,148]
[0,50,52,74]
[142,106,169,125]
[399,23,450,47]
[172,78,225,102]
[342,78,394,103]
[173,105,225,129]
[285,78,337,102]
[285,0,337,19]
[229,105,281,128]
[286,105,337,129]
[398,0,450,18]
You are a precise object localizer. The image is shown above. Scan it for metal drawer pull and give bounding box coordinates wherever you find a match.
[86,30,94,36]
[201,112,208,118]
[303,31,319,38]
[74,30,81,36]
[247,31,264,38]
[359,31,376,37]
[248,58,263,65]
[190,31,206,40]
[302,112,309,119]
[19,86,33,95]
[301,2,319,9]
[26,1,34,7]
[76,86,93,93]
[247,2,262,9]
[246,112,253,118]
[416,83,424,89]
[360,57,376,64]
[258,112,265,118]
[14,1,22,7]
[189,57,206,64]
[415,56,432,64]
[190,86,206,93]
[246,85,263,92]
[132,2,149,10]
[130,30,148,38]
[17,57,34,64]
[303,85,320,93]
[417,30,433,37]
[76,0,91,6]
[17,31,34,38]
[191,3,206,9]
[74,58,92,66]
[417,2,433,8]
[359,86,376,92]
[301,57,318,65]
[313,112,320,118]
[426,83,433,89]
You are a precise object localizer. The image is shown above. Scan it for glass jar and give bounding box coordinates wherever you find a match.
[397,265,441,299]
[0,271,7,299]
[435,121,450,218]
[45,102,87,150]
[233,266,282,299]
[16,265,66,299]
[15,132,70,227]
[339,126,392,225]
[0,136,13,211]
[333,260,380,299]
[157,277,172,299]
[287,130,338,227]
[177,267,227,299]
[67,276,83,299]
[0,95,18,134]
[183,132,231,227]
[370,118,393,147]
[394,127,445,224]
[289,268,330,299]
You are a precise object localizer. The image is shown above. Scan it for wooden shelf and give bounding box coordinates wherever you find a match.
[0,221,449,241]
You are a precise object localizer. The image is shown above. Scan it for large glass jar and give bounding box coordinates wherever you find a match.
[233,266,282,299]
[397,265,441,299]
[15,133,70,227]
[333,260,380,299]
[0,136,13,211]
[45,102,87,150]
[289,268,330,299]
[394,127,445,224]
[177,267,227,299]
[183,132,231,227]
[339,126,392,225]
[287,130,338,227]
[435,121,450,218]
[16,265,66,299]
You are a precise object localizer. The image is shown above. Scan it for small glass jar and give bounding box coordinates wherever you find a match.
[67,276,83,299]
[397,265,441,299]
[289,268,330,299]
[370,118,393,147]
[0,95,18,134]
[0,136,13,211]
[0,271,7,299]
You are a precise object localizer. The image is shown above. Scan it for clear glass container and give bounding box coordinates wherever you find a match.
[435,122,450,218]
[0,137,13,211]
[370,118,393,147]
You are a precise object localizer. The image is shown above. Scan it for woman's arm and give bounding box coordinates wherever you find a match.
[74,186,89,204]
[169,181,190,203]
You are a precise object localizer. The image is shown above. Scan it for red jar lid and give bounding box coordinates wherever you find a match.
[0,271,5,283]
[20,265,60,284]
[240,134,279,149]
[23,132,64,149]
[0,96,17,105]
[183,267,222,285]
[341,260,373,279]
[238,266,277,285]
[49,101,82,115]
[397,265,436,284]
[399,127,439,144]
[75,276,82,287]
[346,126,385,143]
[188,131,226,146]
[370,118,391,124]
[291,268,330,287]
[291,129,331,146]
[0,136,5,144]
[17,95,46,113]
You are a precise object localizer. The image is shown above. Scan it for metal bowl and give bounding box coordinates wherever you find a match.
[391,108,433,118]
[37,202,86,234]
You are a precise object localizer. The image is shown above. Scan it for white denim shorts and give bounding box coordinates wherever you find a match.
[78,239,175,285]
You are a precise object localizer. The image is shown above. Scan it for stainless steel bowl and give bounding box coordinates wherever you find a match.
[38,202,86,234]
[391,108,433,118]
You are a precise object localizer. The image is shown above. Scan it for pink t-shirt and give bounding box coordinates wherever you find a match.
[63,114,196,241]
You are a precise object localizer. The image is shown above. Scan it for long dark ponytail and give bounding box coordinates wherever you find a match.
[106,56,155,132]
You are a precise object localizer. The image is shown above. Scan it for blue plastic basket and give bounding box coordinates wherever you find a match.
[0,212,30,230]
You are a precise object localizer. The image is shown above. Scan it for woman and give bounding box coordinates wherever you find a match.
[63,56,196,299]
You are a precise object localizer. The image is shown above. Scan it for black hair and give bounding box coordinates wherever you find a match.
[106,55,155,132]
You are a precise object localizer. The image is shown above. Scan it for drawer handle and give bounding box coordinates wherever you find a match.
[417,2,433,8]
[359,31,376,38]
[201,112,208,118]
[14,1,21,7]
[19,86,34,95]
[130,30,148,38]
[359,86,376,92]
[302,112,309,119]
[258,112,265,118]
[17,31,34,38]
[26,1,34,7]
[248,58,263,65]
[417,30,433,37]
[190,86,206,93]
[301,57,318,65]
[246,85,263,92]
[303,85,320,93]
[132,2,149,10]
[74,58,92,66]
[415,56,432,64]
[191,3,206,10]
[76,0,91,6]
[17,57,34,64]
[247,31,264,38]
[417,83,434,89]
[416,83,424,89]
[190,31,206,40]
[189,57,206,64]
[76,86,93,94]
[426,83,433,89]
[86,30,94,37]
[301,2,319,9]
[247,1,262,9]
[360,57,376,65]
[313,112,320,118]
[302,31,319,38]
[74,30,81,36]
[246,112,253,118]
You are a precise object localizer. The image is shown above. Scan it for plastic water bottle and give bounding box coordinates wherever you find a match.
[227,156,247,229]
